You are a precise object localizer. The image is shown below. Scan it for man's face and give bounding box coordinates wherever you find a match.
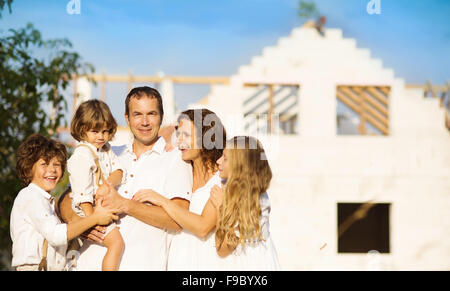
[125,96,162,146]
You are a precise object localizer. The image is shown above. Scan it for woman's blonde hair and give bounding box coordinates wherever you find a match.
[215,136,272,251]
[70,99,118,142]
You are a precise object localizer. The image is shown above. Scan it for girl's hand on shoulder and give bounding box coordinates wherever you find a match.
[132,189,167,206]
[210,184,225,210]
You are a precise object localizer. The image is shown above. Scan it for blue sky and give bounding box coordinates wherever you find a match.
[1,0,449,125]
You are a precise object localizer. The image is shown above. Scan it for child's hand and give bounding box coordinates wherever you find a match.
[132,189,167,206]
[210,184,225,210]
[95,183,110,202]
[93,199,120,225]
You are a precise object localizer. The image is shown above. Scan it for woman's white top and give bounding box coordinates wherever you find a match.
[167,172,229,270]
[67,141,126,216]
[10,183,68,270]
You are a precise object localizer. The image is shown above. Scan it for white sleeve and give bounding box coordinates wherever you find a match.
[67,148,96,206]
[107,147,127,185]
[162,153,193,201]
[27,194,67,247]
[259,192,271,240]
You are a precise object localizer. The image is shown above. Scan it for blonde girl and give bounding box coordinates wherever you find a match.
[212,136,280,270]
[68,99,125,271]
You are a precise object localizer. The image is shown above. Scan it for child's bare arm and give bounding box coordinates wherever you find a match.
[80,202,94,216]
[107,169,123,188]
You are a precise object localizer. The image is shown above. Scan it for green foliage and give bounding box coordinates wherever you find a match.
[0,16,94,268]
[298,0,320,19]
[0,0,13,17]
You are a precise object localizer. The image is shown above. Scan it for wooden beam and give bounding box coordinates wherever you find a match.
[339,85,389,118]
[244,82,299,87]
[363,91,389,116]
[337,92,388,135]
[366,87,389,106]
[378,86,390,96]
[89,74,230,85]
[405,84,447,92]
[339,86,362,105]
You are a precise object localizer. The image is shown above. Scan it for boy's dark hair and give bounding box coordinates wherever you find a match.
[125,86,164,122]
[16,134,67,186]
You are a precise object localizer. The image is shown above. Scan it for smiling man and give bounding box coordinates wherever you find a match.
[70,86,193,270]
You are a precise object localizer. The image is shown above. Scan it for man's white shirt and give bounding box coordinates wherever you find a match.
[76,136,193,270]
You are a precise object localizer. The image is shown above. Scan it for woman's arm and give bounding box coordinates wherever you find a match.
[133,189,217,238]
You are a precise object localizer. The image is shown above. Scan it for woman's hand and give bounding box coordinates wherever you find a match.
[132,189,167,206]
[210,184,225,210]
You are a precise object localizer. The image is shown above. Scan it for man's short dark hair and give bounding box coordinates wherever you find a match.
[125,86,164,122]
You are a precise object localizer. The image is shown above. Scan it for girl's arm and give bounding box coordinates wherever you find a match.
[133,189,217,238]
[80,202,94,216]
[215,233,237,258]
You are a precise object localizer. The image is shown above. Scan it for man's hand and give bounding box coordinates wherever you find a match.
[81,225,106,244]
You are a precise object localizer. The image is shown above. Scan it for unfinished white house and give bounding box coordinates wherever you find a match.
[70,23,449,271]
[188,24,450,270]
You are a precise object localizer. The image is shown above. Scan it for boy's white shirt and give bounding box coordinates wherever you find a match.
[10,183,68,270]
[67,141,126,211]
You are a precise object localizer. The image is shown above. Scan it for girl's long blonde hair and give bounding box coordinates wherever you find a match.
[215,136,272,251]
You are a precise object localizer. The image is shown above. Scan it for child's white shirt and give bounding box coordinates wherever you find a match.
[10,183,68,270]
[67,141,126,215]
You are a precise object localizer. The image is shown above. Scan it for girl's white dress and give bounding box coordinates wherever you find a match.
[167,172,228,270]
[227,192,281,271]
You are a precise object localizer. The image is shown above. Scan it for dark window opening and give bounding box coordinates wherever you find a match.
[337,202,390,253]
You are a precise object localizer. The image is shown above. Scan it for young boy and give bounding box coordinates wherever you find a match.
[10,134,118,271]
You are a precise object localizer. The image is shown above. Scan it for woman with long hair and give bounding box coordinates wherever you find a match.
[132,108,228,270]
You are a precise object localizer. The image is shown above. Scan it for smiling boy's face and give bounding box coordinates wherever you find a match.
[30,157,63,193]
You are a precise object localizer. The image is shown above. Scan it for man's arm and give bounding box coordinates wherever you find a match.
[125,197,189,231]
[101,186,189,231]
